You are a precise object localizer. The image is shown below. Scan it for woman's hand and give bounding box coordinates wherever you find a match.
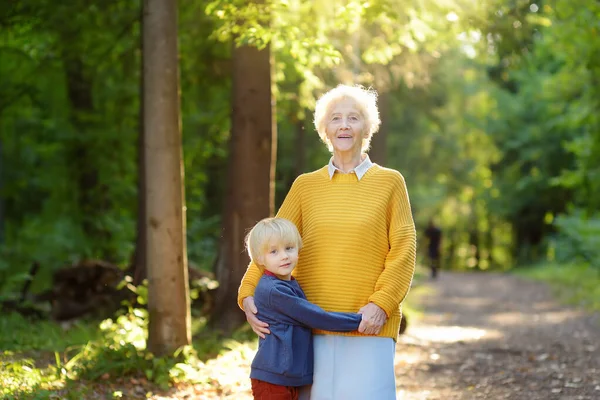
[358,302,387,335]
[243,296,270,339]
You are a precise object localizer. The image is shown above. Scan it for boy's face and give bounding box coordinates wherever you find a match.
[259,240,299,281]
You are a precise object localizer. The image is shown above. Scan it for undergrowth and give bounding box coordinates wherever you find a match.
[0,277,255,399]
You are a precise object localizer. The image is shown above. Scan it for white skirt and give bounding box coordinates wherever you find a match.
[299,335,397,400]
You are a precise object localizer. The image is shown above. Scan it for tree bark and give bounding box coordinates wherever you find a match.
[63,56,112,258]
[0,138,3,245]
[143,0,191,355]
[294,115,305,177]
[211,41,275,334]
[369,91,390,165]
[133,4,147,285]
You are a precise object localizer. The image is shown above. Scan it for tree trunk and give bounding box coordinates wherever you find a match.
[0,138,3,245]
[446,229,456,270]
[143,0,190,356]
[369,91,390,165]
[63,56,112,258]
[487,214,495,267]
[294,115,305,177]
[133,4,147,286]
[211,40,275,334]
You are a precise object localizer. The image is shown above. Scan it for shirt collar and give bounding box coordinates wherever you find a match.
[264,270,295,280]
[327,154,373,180]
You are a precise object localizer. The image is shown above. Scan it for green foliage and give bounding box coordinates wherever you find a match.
[0,0,234,291]
[62,277,226,387]
[0,0,139,281]
[517,262,600,312]
[206,0,274,48]
[0,313,99,398]
[0,275,235,397]
[550,210,600,270]
[0,354,56,398]
[71,309,184,389]
[1,0,598,340]
[415,0,600,267]
[0,291,250,398]
[0,313,99,352]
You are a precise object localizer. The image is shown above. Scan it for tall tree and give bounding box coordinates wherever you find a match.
[369,90,390,165]
[143,0,190,355]
[211,4,276,333]
[61,49,112,257]
[0,138,3,245]
[133,3,147,286]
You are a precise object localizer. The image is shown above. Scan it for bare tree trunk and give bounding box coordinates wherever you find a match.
[143,0,190,355]
[211,41,275,334]
[294,115,305,177]
[369,91,390,165]
[487,214,495,267]
[63,55,113,258]
[0,138,3,245]
[446,229,456,270]
[133,4,146,285]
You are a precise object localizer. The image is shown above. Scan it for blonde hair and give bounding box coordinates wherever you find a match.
[245,218,303,266]
[313,84,381,153]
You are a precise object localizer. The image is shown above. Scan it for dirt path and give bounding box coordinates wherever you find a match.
[395,272,600,400]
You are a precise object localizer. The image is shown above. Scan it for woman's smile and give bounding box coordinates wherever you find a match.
[326,99,366,154]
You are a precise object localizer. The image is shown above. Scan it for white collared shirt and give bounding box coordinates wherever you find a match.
[327,154,374,180]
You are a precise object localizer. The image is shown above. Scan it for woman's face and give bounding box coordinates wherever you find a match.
[325,98,367,155]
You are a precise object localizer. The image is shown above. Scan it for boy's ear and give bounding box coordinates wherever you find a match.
[256,254,265,265]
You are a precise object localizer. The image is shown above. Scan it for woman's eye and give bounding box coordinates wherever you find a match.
[331,116,340,121]
[350,116,358,121]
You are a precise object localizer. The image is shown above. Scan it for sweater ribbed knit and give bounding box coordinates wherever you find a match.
[238,164,417,340]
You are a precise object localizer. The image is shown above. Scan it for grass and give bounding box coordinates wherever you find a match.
[0,310,258,400]
[0,314,99,398]
[516,262,600,313]
[0,313,100,352]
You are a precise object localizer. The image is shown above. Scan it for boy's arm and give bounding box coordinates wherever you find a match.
[269,285,361,331]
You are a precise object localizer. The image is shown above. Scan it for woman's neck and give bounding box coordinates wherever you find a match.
[331,152,365,173]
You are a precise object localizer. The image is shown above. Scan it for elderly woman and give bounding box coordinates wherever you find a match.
[238,84,416,399]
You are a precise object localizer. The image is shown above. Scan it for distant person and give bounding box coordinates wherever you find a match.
[244,217,362,400]
[424,219,442,279]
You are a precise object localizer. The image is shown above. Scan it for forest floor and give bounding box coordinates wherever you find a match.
[393,271,600,400]
[12,270,600,399]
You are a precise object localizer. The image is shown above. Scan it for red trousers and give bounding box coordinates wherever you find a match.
[251,379,300,400]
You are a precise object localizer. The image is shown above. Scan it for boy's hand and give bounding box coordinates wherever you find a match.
[243,296,270,338]
[358,302,387,335]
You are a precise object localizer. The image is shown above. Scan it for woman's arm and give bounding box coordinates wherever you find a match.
[363,172,416,330]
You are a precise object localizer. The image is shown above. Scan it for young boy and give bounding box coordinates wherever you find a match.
[244,217,362,400]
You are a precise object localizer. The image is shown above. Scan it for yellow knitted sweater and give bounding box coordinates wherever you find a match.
[238,164,416,340]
